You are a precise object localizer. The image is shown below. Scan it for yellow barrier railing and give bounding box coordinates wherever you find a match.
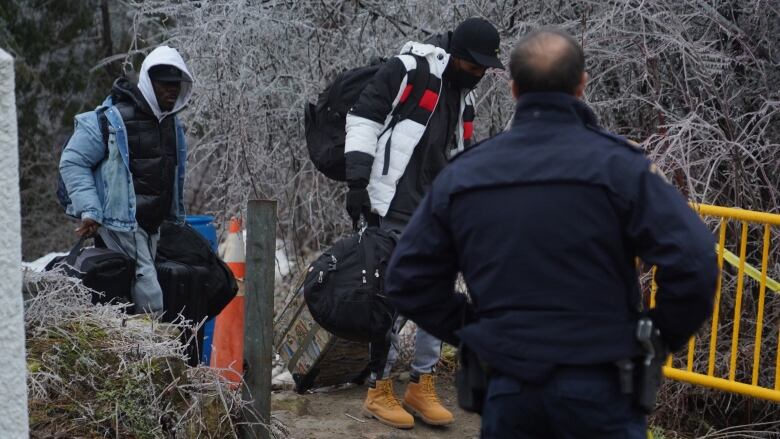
[653,204,780,402]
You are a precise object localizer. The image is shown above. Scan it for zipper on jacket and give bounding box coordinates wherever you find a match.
[381,134,393,175]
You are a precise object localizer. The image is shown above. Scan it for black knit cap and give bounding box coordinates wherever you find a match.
[148,64,188,82]
[450,18,504,70]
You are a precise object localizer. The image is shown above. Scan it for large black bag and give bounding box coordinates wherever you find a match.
[156,222,238,319]
[303,226,397,342]
[156,259,210,323]
[304,56,429,181]
[46,237,135,305]
[156,258,211,365]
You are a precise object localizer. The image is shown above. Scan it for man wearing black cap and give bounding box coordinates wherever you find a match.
[343,18,503,429]
[60,46,194,313]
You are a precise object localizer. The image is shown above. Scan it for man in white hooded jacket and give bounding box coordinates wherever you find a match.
[344,18,504,430]
[60,46,194,313]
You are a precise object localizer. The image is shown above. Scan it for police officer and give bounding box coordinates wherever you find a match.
[384,28,718,438]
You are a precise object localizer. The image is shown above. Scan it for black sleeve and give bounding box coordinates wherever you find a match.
[625,161,719,351]
[349,57,407,123]
[345,57,408,187]
[345,151,373,189]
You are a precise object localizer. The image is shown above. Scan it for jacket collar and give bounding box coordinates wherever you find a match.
[512,92,600,128]
[399,41,450,76]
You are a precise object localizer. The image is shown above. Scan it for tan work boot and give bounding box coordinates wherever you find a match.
[362,378,414,429]
[402,373,455,426]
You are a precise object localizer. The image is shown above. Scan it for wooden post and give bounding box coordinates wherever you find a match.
[242,200,276,439]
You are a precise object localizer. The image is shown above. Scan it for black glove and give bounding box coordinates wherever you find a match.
[346,187,371,229]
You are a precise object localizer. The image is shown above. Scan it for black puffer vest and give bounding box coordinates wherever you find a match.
[111,78,178,233]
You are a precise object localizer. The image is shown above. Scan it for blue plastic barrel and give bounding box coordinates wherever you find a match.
[185,214,217,365]
[186,215,218,252]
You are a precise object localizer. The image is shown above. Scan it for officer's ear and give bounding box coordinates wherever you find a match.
[510,80,520,100]
[574,71,589,99]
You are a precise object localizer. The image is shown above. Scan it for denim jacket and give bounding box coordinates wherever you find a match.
[60,97,187,232]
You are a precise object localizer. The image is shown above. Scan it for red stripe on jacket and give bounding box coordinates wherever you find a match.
[418,90,438,112]
[463,121,474,141]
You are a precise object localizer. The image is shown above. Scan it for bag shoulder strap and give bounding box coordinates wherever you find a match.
[65,236,87,266]
[360,228,376,275]
[96,107,110,158]
[377,56,430,137]
[395,55,430,121]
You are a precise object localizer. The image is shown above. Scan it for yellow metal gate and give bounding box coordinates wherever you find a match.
[654,204,780,402]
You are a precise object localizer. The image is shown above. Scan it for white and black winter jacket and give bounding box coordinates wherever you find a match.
[345,39,476,218]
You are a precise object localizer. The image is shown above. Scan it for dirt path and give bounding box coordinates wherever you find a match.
[272,375,481,438]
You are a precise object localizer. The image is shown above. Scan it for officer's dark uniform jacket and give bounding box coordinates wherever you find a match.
[111,78,178,233]
[385,92,718,382]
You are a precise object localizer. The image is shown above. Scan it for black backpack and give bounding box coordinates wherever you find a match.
[303,226,397,342]
[304,56,429,181]
[45,237,135,306]
[57,107,110,216]
[156,222,239,319]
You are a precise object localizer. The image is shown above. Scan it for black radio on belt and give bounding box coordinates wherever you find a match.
[615,317,668,413]
[456,342,489,414]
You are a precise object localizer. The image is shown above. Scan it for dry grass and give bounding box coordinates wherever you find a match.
[23,270,286,438]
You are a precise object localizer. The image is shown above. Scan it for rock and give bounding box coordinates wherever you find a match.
[271,392,310,416]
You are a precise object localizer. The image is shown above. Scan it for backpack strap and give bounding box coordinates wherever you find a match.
[379,56,431,175]
[378,55,430,138]
[96,106,110,158]
[393,55,430,121]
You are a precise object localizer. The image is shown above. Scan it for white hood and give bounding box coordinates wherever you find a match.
[137,46,194,121]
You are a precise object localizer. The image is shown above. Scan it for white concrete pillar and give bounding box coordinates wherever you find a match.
[0,48,29,438]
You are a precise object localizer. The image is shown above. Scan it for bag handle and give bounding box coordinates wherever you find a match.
[65,236,87,266]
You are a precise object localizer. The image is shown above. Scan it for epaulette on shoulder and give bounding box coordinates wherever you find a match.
[585,125,644,154]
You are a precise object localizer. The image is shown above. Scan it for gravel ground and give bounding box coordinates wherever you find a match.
[272,375,481,439]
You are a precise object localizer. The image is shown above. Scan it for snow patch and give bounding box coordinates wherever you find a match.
[22,252,68,273]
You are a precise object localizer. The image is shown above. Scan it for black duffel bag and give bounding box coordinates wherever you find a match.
[46,237,135,305]
[303,226,397,343]
[156,221,238,319]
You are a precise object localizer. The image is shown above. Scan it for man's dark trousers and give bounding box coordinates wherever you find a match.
[480,365,647,438]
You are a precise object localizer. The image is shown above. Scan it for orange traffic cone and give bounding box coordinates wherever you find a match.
[210,217,246,385]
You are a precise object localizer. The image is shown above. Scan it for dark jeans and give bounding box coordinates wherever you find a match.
[480,365,647,439]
